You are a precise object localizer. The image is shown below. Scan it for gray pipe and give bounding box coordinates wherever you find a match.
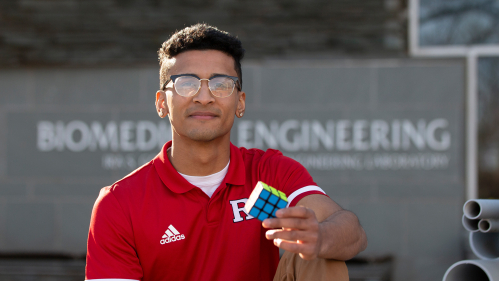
[469,232,499,260]
[443,260,499,281]
[479,219,499,233]
[464,199,499,220]
[463,214,480,232]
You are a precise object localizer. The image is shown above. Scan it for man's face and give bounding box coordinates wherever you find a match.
[156,50,245,143]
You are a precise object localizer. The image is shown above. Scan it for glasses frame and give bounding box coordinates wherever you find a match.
[162,74,241,98]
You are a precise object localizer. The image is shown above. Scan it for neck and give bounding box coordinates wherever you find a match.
[168,134,231,176]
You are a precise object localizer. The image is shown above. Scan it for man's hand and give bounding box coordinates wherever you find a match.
[263,206,322,260]
[263,194,367,261]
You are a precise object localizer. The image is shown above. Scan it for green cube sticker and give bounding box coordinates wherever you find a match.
[271,187,279,196]
[278,190,287,200]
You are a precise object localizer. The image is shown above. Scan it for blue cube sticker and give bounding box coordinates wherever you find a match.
[258,212,269,221]
[249,207,260,218]
[260,189,271,200]
[263,203,274,214]
[255,198,265,209]
[268,194,278,204]
[277,199,287,209]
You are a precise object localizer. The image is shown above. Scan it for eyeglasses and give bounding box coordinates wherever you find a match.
[163,74,240,98]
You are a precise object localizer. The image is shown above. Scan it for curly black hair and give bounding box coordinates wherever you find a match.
[158,24,245,90]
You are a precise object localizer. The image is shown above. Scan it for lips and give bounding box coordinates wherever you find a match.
[188,111,219,119]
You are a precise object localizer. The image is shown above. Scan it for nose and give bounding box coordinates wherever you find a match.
[192,79,215,105]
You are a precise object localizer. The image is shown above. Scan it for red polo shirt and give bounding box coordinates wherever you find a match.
[86,141,327,281]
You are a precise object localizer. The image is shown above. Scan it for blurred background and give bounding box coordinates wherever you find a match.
[0,0,498,280]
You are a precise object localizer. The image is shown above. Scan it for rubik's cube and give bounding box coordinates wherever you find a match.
[244,181,288,221]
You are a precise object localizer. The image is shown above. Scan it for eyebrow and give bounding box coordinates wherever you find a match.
[177,73,232,78]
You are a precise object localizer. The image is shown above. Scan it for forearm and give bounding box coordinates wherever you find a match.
[317,209,367,260]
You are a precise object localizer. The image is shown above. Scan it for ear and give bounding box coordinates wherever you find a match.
[236,91,246,118]
[155,91,168,118]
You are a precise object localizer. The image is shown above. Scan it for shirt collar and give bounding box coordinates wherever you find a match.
[153,141,246,194]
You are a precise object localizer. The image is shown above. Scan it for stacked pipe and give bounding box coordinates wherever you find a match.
[443,200,499,281]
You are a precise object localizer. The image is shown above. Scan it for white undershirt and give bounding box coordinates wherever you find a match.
[177,161,230,198]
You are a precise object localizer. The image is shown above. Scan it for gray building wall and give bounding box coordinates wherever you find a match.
[0,58,465,281]
[0,0,406,67]
[0,67,163,254]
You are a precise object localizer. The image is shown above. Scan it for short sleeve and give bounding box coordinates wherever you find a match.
[259,150,329,207]
[86,186,143,280]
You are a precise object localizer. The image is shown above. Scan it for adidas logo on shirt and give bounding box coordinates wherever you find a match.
[160,225,185,244]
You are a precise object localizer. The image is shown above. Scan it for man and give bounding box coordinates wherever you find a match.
[86,24,367,281]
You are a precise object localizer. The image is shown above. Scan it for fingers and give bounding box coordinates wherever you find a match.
[266,229,319,260]
[262,206,318,230]
[263,217,319,231]
[266,228,321,260]
[262,206,322,260]
[273,239,318,260]
[266,228,318,244]
[275,206,315,219]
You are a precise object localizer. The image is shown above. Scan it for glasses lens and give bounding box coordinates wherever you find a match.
[209,77,235,97]
[174,76,200,97]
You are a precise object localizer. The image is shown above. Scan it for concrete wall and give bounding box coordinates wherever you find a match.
[0,0,406,66]
[0,58,465,281]
[0,67,162,254]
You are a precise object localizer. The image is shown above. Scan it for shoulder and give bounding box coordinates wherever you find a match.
[238,146,265,159]
[242,147,302,169]
[116,160,156,187]
[237,146,307,179]
[239,146,292,165]
[97,160,156,206]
